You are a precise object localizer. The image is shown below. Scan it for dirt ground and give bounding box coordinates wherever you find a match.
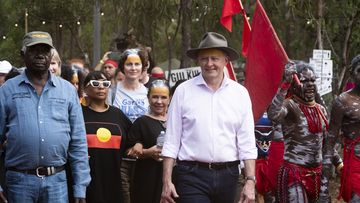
[330,175,345,203]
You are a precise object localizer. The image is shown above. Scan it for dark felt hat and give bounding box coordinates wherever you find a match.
[22,31,54,50]
[186,32,239,61]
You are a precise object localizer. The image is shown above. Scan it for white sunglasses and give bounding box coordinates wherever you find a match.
[86,80,111,88]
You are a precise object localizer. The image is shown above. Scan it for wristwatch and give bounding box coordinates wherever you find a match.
[245,176,256,183]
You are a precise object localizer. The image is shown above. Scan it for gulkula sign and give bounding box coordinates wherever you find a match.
[165,67,201,87]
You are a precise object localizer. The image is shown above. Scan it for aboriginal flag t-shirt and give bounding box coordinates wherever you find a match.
[82,105,131,203]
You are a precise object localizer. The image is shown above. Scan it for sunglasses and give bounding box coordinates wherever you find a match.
[86,80,111,88]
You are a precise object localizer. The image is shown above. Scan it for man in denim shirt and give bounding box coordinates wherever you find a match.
[0,31,90,203]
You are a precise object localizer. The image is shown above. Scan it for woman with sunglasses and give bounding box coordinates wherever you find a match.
[127,80,170,203]
[112,48,150,203]
[81,71,132,203]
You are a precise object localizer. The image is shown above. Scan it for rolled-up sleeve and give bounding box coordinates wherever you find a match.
[236,90,257,160]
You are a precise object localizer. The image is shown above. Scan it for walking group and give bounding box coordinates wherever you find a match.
[0,30,359,203]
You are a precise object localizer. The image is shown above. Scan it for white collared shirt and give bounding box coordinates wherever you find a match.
[162,74,257,162]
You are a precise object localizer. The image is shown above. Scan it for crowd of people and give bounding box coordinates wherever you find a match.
[0,30,359,203]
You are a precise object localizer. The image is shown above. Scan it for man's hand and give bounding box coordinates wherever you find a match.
[160,181,179,203]
[74,197,86,203]
[0,192,7,203]
[239,180,255,203]
[284,61,297,83]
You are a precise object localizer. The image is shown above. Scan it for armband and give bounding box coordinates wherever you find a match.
[280,82,291,90]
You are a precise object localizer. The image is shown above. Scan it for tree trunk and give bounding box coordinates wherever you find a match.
[337,16,356,94]
[180,0,192,69]
[284,0,292,56]
[316,0,323,49]
[93,0,101,68]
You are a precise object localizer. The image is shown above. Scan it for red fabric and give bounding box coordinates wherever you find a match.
[244,0,289,122]
[338,137,360,202]
[220,0,243,32]
[226,62,237,81]
[280,82,291,90]
[104,59,118,68]
[345,82,355,91]
[220,0,251,57]
[267,141,284,192]
[241,13,251,57]
[279,162,322,202]
[151,73,165,79]
[298,103,329,134]
[87,134,122,149]
[256,158,270,194]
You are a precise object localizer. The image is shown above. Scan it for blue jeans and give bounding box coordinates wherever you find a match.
[5,170,68,203]
[175,162,239,203]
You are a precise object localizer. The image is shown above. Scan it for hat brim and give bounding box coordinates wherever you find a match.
[186,46,240,61]
[26,41,54,48]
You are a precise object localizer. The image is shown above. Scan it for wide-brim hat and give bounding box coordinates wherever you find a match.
[22,31,54,51]
[186,32,239,61]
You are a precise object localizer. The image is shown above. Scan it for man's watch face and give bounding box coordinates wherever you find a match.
[246,176,256,182]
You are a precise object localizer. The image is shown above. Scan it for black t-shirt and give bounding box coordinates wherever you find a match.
[128,115,166,203]
[82,105,131,203]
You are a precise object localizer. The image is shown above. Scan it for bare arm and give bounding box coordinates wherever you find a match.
[239,159,256,203]
[320,97,345,202]
[93,51,111,71]
[160,157,178,203]
[267,64,296,122]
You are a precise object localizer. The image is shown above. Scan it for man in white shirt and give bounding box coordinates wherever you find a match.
[160,32,257,203]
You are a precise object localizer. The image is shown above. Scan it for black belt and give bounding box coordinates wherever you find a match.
[8,165,65,177]
[178,160,240,170]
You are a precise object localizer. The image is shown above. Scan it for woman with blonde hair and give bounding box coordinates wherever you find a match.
[49,48,62,76]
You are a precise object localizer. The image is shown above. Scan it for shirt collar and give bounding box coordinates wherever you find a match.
[18,69,57,87]
[194,72,230,89]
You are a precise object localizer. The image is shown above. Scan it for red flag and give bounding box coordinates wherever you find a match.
[225,62,237,81]
[241,13,251,57]
[244,0,289,121]
[220,0,242,32]
[220,0,251,57]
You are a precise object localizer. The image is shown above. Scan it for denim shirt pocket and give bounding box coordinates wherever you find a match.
[12,92,31,117]
[49,98,68,122]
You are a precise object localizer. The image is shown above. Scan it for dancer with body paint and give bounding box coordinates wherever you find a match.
[267,61,342,202]
[321,55,360,203]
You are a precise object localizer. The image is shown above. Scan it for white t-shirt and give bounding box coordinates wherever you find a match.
[112,82,149,123]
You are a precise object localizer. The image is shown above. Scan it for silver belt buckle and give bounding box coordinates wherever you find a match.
[36,167,45,178]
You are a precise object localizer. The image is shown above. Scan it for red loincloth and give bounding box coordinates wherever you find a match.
[267,140,284,193]
[338,137,360,202]
[278,162,322,202]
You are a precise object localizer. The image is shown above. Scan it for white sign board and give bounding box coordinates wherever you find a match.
[309,59,333,77]
[165,67,201,87]
[310,49,333,96]
[313,49,331,60]
[316,77,332,96]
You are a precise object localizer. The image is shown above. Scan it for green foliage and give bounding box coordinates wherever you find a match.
[0,0,359,96]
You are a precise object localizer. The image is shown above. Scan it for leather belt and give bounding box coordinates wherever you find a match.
[8,165,65,178]
[178,160,240,170]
